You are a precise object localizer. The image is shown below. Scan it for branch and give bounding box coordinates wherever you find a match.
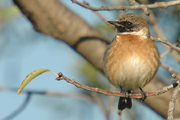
[168,83,180,120]
[13,0,109,72]
[152,37,180,52]
[161,63,180,75]
[168,74,180,120]
[3,93,31,120]
[56,72,178,99]
[0,86,95,102]
[94,11,114,28]
[160,48,171,59]
[128,0,150,15]
[71,0,180,11]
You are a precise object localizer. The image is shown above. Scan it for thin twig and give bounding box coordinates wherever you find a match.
[149,11,167,40]
[56,72,179,99]
[167,74,180,120]
[161,63,180,75]
[0,86,95,102]
[128,0,150,15]
[1,86,112,119]
[152,37,180,52]
[172,73,180,81]
[160,48,171,60]
[71,0,180,11]
[93,11,114,29]
[118,0,124,16]
[167,83,180,120]
[149,11,180,63]
[80,1,114,28]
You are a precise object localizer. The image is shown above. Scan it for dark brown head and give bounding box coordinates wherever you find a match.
[108,13,150,36]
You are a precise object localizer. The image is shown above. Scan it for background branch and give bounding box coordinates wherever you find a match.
[0,86,95,103]
[168,80,180,120]
[71,0,180,11]
[2,93,31,120]
[152,37,180,52]
[0,86,109,119]
[128,0,150,15]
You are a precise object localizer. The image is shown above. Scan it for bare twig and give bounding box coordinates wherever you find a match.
[71,0,180,11]
[128,0,150,15]
[160,48,171,59]
[152,37,180,52]
[149,11,167,40]
[161,63,180,75]
[168,75,180,120]
[149,11,180,63]
[168,84,180,120]
[56,72,178,99]
[160,65,180,119]
[0,86,110,119]
[172,73,180,81]
[0,86,95,102]
[94,11,114,28]
[80,1,114,28]
[118,0,124,16]
[161,70,180,120]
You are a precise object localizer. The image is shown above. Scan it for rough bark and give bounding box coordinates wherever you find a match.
[13,0,180,118]
[14,0,108,70]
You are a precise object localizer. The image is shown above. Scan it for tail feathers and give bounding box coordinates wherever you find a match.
[118,97,132,110]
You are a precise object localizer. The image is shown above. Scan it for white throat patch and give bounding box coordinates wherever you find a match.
[117,28,149,39]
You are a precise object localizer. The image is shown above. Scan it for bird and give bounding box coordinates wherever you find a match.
[103,13,160,111]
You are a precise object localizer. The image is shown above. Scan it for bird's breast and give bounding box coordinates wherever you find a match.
[103,34,159,91]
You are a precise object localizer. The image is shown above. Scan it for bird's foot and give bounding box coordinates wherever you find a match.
[139,87,147,102]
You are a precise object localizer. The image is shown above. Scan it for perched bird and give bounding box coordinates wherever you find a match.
[103,13,160,111]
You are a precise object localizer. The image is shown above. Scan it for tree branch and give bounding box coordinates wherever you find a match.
[128,0,150,15]
[71,0,180,11]
[2,93,31,120]
[0,86,110,119]
[168,73,180,120]
[56,72,179,99]
[13,0,109,72]
[152,37,180,52]
[168,83,180,120]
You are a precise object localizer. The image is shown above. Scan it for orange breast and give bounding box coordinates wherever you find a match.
[103,34,160,91]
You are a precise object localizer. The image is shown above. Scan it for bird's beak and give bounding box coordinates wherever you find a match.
[107,21,118,26]
[108,21,123,28]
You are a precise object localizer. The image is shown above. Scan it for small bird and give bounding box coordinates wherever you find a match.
[103,13,160,111]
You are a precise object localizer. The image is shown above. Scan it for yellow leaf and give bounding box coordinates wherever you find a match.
[17,69,51,95]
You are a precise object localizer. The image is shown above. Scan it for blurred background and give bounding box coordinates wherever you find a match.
[0,0,179,120]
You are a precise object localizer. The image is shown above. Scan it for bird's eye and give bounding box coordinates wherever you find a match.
[126,22,133,28]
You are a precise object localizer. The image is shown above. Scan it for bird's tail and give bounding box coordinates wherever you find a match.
[118,97,132,110]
